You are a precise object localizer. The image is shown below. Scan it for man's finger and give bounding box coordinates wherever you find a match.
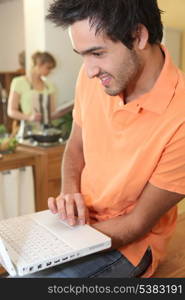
[56,194,66,219]
[74,193,86,225]
[48,197,58,213]
[65,194,76,225]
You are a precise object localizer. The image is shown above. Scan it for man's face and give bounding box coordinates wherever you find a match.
[69,19,141,96]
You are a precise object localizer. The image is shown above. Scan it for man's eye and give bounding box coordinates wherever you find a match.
[92,52,103,57]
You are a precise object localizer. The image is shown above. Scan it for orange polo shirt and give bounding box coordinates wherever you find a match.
[73,45,185,277]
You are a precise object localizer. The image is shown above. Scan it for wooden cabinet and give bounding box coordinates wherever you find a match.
[18,144,66,211]
[0,147,43,212]
[47,148,63,197]
[0,71,24,94]
[0,143,66,212]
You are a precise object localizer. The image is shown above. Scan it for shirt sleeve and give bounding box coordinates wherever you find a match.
[10,77,22,94]
[149,121,185,195]
[72,65,85,128]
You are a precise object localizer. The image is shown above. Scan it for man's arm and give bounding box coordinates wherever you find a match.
[92,182,184,249]
[61,121,84,194]
[48,121,87,225]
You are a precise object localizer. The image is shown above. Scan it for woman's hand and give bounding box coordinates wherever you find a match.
[48,193,89,226]
[28,112,42,122]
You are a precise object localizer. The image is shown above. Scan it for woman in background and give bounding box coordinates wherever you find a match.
[7,51,57,137]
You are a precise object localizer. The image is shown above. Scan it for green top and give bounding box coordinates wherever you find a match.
[10,75,56,115]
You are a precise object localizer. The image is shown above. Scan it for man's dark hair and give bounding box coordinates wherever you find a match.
[47,0,163,49]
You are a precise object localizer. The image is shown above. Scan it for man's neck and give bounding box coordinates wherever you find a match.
[125,44,165,104]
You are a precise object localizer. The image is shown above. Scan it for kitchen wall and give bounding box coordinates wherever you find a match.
[158,0,185,71]
[163,27,182,68]
[0,0,25,71]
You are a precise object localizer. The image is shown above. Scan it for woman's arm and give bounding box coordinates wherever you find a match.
[7,91,41,122]
[8,91,29,121]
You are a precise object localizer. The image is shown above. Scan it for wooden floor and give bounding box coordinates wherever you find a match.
[154,212,185,278]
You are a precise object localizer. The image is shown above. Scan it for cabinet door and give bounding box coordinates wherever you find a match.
[48,158,61,181]
[48,179,61,199]
[47,145,65,201]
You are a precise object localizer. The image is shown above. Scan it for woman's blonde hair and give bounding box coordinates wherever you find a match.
[32,51,56,68]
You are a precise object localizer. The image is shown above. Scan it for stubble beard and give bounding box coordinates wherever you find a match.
[104,50,141,97]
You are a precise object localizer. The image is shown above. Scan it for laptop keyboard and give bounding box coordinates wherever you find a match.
[0,215,74,264]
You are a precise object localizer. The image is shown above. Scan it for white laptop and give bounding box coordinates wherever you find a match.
[0,210,111,277]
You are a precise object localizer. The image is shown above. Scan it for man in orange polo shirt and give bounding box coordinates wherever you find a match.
[45,0,185,278]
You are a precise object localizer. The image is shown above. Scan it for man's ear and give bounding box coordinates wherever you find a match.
[133,24,149,50]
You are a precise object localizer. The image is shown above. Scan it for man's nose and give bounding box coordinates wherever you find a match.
[84,59,100,79]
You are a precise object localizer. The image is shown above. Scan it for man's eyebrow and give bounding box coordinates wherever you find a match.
[73,47,105,56]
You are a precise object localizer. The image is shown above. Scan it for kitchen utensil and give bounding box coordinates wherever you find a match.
[30,127,62,143]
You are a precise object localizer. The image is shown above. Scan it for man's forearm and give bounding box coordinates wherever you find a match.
[92,213,141,250]
[61,142,85,194]
[92,183,184,250]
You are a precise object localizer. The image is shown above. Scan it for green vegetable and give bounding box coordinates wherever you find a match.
[0,135,18,153]
[0,124,7,135]
[8,137,18,150]
[51,111,72,140]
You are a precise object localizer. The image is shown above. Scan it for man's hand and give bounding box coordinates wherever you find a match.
[48,193,89,226]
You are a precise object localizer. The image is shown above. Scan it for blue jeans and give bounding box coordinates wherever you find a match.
[21,248,152,278]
